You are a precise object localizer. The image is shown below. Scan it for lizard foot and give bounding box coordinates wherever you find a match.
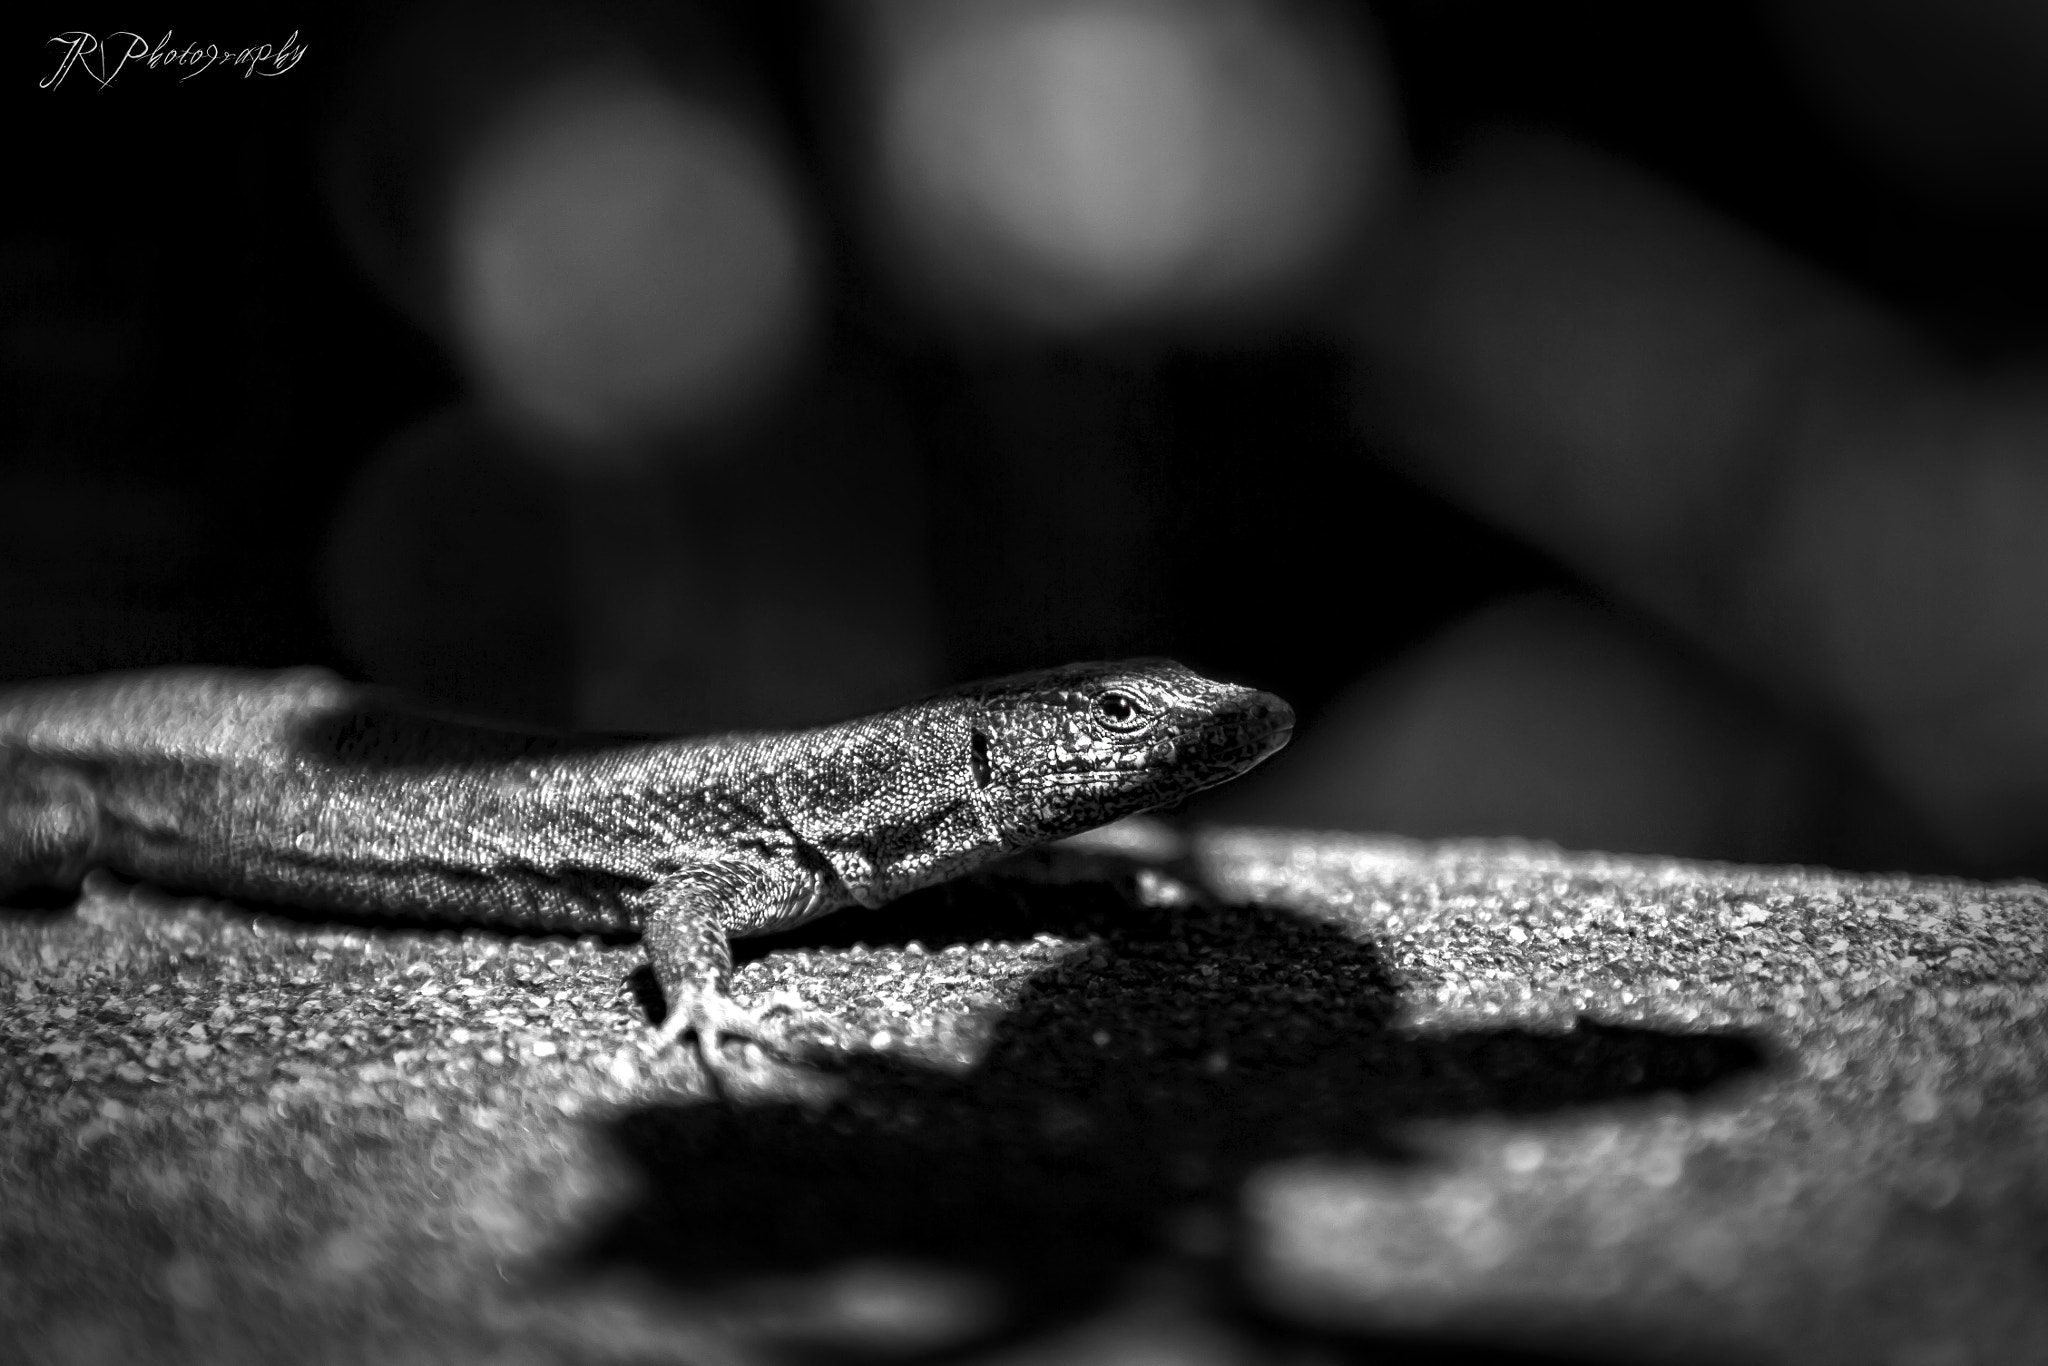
[652,988,848,1095]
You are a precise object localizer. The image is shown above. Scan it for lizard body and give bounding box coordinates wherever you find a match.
[0,660,1292,1082]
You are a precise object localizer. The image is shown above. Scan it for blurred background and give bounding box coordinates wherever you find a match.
[14,1,2048,877]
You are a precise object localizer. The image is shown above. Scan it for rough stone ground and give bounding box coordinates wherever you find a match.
[1,826,2043,1365]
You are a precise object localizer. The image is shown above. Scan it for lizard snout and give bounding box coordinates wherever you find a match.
[1235,689,1295,765]
[1189,685,1294,779]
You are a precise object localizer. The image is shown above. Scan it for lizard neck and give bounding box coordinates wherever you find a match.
[772,701,1002,908]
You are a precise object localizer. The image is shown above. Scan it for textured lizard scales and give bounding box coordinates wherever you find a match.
[0,659,1292,1083]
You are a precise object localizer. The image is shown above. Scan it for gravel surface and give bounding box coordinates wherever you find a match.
[2,828,2043,1365]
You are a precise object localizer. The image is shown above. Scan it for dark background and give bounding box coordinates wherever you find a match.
[10,2,2048,867]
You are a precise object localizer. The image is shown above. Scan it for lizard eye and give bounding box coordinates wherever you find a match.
[1093,690,1152,731]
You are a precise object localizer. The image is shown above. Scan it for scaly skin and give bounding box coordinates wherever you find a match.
[0,659,1293,1085]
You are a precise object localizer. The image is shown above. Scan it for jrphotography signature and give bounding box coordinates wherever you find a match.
[40,30,308,88]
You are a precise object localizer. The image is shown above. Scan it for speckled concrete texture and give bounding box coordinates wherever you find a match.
[1200,832,2048,1365]
[2,829,2043,1364]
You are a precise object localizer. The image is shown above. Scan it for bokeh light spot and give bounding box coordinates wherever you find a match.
[444,75,814,449]
[322,407,577,726]
[866,0,1391,333]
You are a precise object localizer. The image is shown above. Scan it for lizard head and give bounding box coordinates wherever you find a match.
[959,658,1293,846]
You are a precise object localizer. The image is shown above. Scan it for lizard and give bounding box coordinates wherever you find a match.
[0,658,1293,1086]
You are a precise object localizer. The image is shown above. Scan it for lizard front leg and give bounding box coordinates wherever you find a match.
[633,859,845,1089]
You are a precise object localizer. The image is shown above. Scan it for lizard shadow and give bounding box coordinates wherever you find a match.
[573,872,1768,1366]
